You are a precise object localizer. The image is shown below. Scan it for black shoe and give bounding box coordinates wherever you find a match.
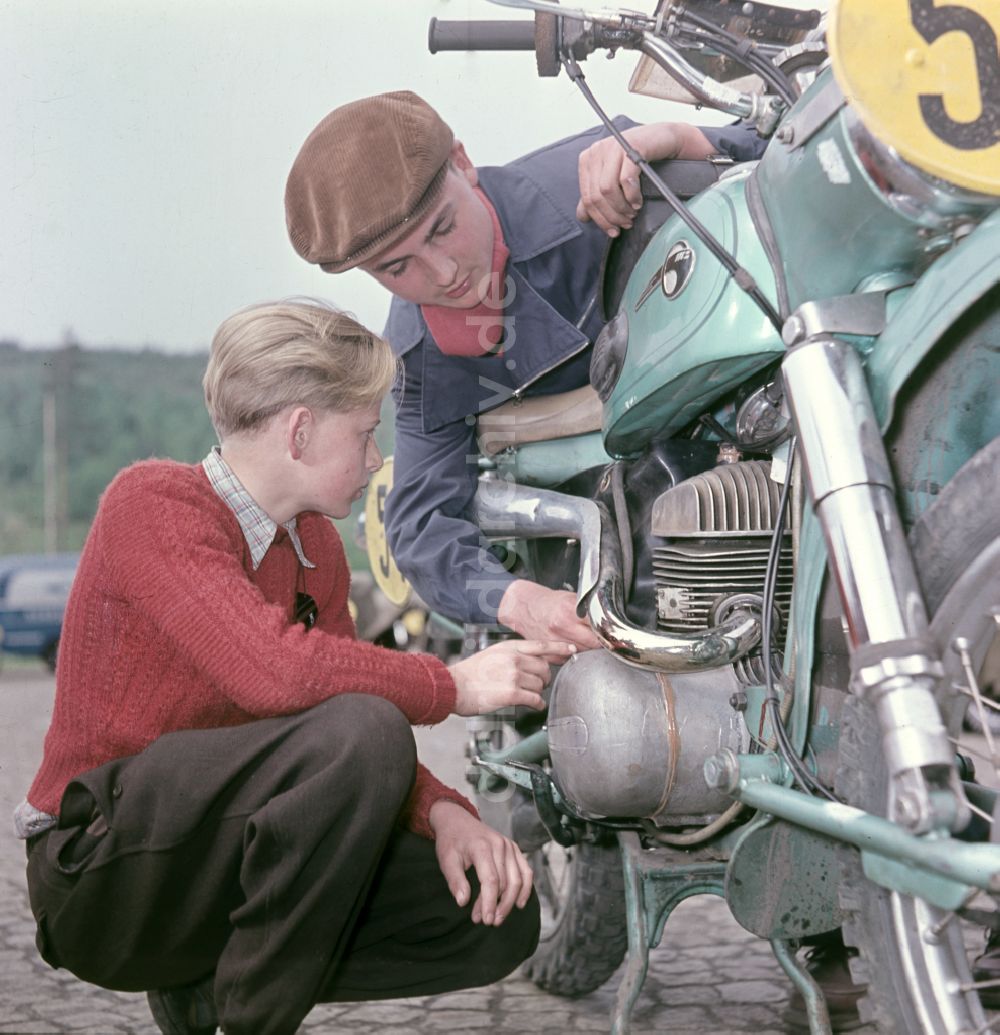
[972,928,1000,1010]
[783,938,865,1032]
[147,975,217,1035]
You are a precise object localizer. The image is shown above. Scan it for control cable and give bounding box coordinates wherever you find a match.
[563,55,784,333]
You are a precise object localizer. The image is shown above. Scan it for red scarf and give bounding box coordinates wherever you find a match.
[421,187,510,356]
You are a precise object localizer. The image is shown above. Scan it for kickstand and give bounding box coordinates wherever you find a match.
[611,830,727,1034]
[771,938,833,1035]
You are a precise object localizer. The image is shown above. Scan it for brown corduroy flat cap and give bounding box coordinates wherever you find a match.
[285,91,455,274]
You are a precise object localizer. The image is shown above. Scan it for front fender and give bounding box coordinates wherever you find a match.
[872,210,1000,527]
[871,209,1000,430]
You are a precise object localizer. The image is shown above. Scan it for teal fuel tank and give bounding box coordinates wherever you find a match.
[601,165,783,457]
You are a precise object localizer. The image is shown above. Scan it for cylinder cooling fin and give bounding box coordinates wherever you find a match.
[649,460,794,671]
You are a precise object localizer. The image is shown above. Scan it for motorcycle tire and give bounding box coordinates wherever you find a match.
[835,436,1000,1033]
[475,768,627,996]
[522,835,629,997]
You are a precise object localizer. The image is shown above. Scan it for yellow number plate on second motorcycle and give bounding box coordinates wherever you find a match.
[829,0,1000,195]
[363,457,412,608]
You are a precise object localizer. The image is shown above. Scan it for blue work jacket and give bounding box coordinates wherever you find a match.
[383,120,765,624]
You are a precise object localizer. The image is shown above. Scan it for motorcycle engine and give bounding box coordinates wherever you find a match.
[652,458,793,683]
[547,459,791,824]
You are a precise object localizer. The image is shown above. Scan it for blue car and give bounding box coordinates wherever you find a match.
[0,553,79,670]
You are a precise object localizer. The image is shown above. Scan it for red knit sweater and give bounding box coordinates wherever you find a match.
[27,459,475,839]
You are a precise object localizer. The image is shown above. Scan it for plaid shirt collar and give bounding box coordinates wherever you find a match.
[202,447,315,572]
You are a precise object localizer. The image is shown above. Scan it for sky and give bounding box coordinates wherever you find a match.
[2,0,727,353]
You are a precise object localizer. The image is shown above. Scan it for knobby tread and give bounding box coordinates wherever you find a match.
[523,840,628,997]
[835,694,904,1034]
[834,437,1000,1033]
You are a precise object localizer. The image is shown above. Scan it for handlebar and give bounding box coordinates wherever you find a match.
[427,1,779,123]
[427,13,562,77]
[428,18,536,53]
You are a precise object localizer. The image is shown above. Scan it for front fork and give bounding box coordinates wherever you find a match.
[781,335,970,833]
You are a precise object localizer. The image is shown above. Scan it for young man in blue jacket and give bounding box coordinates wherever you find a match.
[284,92,872,1032]
[285,90,762,647]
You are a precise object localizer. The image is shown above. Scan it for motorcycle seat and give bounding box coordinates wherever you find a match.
[477,384,603,456]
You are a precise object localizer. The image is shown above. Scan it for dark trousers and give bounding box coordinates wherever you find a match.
[25,695,540,1035]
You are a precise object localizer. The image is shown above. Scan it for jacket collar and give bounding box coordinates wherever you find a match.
[384,163,584,357]
[480,163,582,263]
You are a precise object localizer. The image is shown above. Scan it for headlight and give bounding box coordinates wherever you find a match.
[844,108,997,231]
[590,308,629,403]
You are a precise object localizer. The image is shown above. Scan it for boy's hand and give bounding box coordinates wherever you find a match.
[429,801,534,926]
[448,638,575,716]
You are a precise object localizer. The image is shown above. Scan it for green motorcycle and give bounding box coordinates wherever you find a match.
[420,1,1000,1030]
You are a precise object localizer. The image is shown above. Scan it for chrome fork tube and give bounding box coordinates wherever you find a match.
[782,337,961,831]
[784,338,924,647]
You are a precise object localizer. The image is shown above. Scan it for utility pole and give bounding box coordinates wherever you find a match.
[42,381,57,553]
[41,337,77,553]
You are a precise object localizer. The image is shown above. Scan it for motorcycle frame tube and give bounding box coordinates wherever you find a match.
[709,751,1000,897]
[782,336,953,778]
[492,431,612,487]
[470,479,762,672]
[477,729,549,767]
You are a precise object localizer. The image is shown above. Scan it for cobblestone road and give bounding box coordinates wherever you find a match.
[0,664,889,1033]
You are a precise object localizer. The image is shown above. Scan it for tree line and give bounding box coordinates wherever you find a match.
[0,342,382,570]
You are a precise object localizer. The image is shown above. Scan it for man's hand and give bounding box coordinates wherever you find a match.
[576,122,716,236]
[429,801,534,926]
[448,637,574,716]
[498,579,602,651]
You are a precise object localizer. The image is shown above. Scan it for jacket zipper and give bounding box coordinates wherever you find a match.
[511,291,599,402]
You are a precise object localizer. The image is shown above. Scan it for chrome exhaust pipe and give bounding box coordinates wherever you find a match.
[470,478,761,672]
[470,477,603,600]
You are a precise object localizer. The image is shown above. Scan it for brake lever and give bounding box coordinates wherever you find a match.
[486,0,768,121]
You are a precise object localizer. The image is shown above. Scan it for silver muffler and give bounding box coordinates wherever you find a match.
[548,649,749,822]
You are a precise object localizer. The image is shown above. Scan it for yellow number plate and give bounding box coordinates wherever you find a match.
[829,0,1000,195]
[363,457,412,607]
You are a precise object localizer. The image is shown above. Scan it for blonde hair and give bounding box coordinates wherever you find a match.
[203,300,398,438]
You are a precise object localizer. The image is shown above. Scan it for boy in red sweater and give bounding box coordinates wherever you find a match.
[17,301,571,1035]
